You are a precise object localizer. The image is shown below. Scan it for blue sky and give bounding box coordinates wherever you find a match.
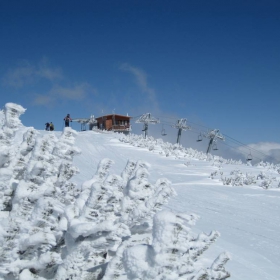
[1,0,280,159]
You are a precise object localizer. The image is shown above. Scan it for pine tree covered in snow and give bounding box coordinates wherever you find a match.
[0,103,230,280]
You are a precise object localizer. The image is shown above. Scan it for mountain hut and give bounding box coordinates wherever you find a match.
[95,114,132,134]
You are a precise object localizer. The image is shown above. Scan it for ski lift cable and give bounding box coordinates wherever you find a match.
[157,115,210,129]
[219,141,264,162]
[222,133,278,162]
[219,141,246,156]
[136,112,278,162]
[162,118,251,149]
[157,115,182,121]
[213,128,274,162]
[190,128,207,134]
[160,121,201,131]
[160,116,211,130]
[211,130,276,161]
[131,114,147,119]
[187,120,212,130]
[220,137,254,151]
[191,125,270,160]
[161,120,198,130]
[158,113,261,144]
[157,115,208,129]
[155,115,211,131]
[166,118,271,159]
[187,129,207,136]
[160,120,176,126]
[111,111,270,153]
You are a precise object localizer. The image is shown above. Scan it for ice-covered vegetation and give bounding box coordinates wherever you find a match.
[120,134,280,189]
[207,165,280,189]
[119,134,243,164]
[0,103,230,279]
[219,169,280,189]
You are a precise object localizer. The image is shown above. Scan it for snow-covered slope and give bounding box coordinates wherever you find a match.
[0,103,279,279]
[71,130,280,280]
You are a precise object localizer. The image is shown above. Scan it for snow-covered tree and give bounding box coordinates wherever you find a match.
[0,103,231,280]
[122,210,230,280]
[119,133,243,165]
[0,103,26,211]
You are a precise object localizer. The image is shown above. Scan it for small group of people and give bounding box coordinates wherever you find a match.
[45,122,54,131]
[45,114,72,131]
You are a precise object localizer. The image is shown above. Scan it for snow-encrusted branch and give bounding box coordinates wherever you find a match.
[0,103,230,280]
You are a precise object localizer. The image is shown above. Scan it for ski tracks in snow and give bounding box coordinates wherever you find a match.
[68,130,280,280]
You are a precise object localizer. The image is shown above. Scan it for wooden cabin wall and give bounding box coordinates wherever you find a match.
[106,119,112,130]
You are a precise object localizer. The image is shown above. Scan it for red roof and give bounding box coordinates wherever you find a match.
[96,114,131,119]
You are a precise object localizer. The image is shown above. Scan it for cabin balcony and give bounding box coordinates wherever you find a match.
[111,125,131,132]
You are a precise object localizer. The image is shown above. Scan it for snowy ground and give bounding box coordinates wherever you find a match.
[1,108,279,280]
[67,130,280,280]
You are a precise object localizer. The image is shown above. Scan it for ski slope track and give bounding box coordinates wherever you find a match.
[72,130,280,280]
[0,101,279,279]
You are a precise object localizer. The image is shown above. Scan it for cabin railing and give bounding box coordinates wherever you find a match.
[111,125,131,131]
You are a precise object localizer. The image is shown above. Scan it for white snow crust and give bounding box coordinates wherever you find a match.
[0,103,279,279]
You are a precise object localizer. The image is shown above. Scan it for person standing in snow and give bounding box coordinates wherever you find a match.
[49,122,54,131]
[64,114,72,127]
[45,122,50,131]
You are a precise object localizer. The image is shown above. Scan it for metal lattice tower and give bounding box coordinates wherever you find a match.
[136,113,160,138]
[172,118,191,144]
[205,129,225,154]
[72,115,97,131]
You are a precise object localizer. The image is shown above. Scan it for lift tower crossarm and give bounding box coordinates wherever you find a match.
[135,113,160,138]
[172,118,191,144]
[72,115,97,131]
[205,129,225,154]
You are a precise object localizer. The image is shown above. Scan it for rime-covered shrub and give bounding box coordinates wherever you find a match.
[0,103,231,280]
[0,103,26,211]
[119,134,243,165]
[104,211,230,280]
[213,168,279,189]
